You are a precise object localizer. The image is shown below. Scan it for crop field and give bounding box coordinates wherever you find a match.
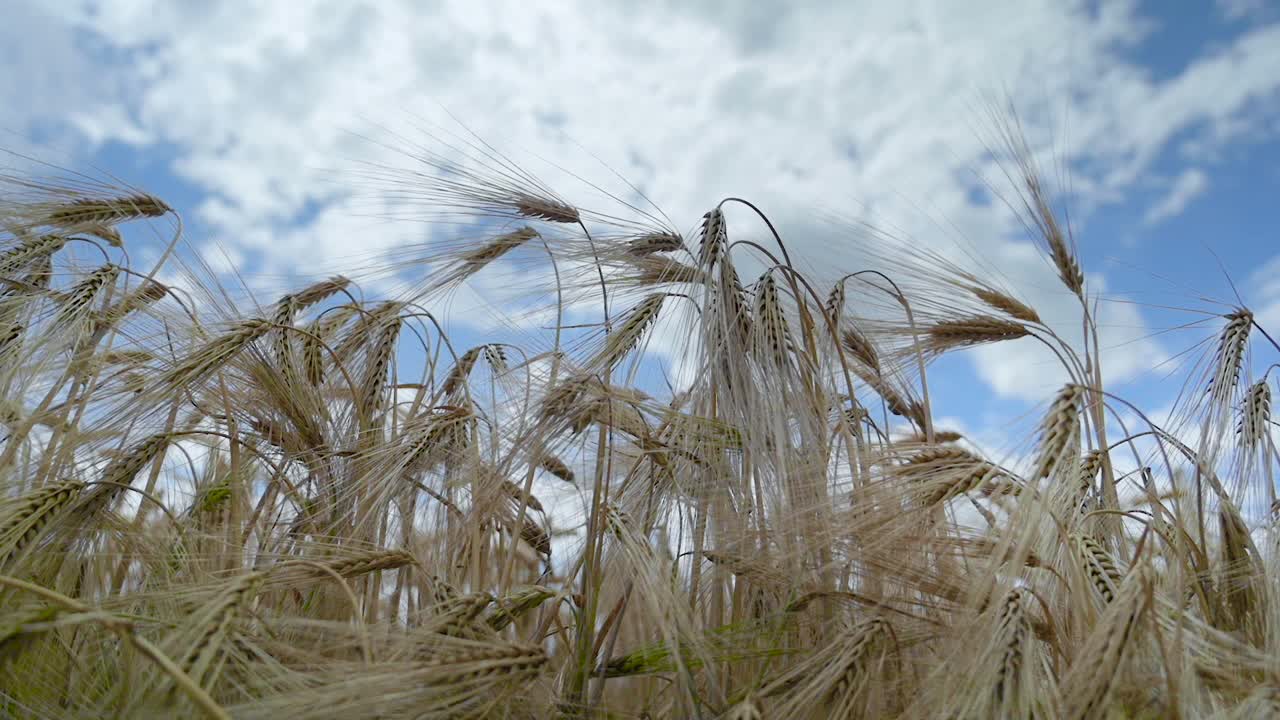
[0,125,1277,718]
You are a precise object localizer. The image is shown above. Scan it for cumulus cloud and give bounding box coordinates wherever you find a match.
[0,4,116,156]
[1217,0,1268,22]
[6,0,1280,403]
[1143,168,1209,226]
[1250,253,1280,332]
[967,262,1171,401]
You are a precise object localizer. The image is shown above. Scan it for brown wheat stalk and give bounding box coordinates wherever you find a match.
[45,193,171,227]
[971,285,1042,324]
[1032,385,1083,480]
[625,231,683,256]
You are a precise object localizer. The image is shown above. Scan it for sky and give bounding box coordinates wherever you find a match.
[3,0,1279,459]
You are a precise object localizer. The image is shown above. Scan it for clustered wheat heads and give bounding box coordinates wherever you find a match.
[0,123,1277,720]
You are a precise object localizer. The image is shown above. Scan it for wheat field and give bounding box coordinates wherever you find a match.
[0,123,1277,719]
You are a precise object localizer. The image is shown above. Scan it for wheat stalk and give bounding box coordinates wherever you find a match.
[0,321,22,358]
[840,324,880,372]
[326,549,416,579]
[1077,451,1103,500]
[0,605,62,669]
[826,281,846,321]
[1009,148,1085,297]
[161,319,273,389]
[971,285,1042,324]
[589,293,664,370]
[514,197,579,224]
[55,263,119,331]
[1060,563,1152,720]
[355,313,399,420]
[301,305,357,386]
[1218,502,1263,632]
[1210,310,1252,408]
[44,193,170,227]
[3,118,1278,719]
[1032,385,1083,480]
[0,480,83,572]
[719,267,754,346]
[894,446,1010,506]
[629,256,706,286]
[1239,380,1271,450]
[923,314,1028,354]
[851,366,924,427]
[460,226,539,276]
[173,571,264,691]
[625,231,683,256]
[485,585,557,630]
[62,433,174,528]
[698,208,727,267]
[0,233,66,275]
[723,696,763,720]
[538,452,575,483]
[442,346,483,396]
[993,589,1031,684]
[401,407,475,469]
[302,331,326,387]
[291,275,350,309]
[1072,533,1124,605]
[752,273,791,367]
[100,280,167,327]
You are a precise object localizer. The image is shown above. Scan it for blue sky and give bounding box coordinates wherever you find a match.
[3,0,1279,459]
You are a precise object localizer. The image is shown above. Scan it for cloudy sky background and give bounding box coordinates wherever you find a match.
[4,0,1279,455]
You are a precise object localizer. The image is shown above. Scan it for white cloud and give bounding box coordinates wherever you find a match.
[6,0,1280,404]
[969,265,1170,401]
[1250,253,1280,333]
[1143,167,1209,226]
[0,4,115,157]
[1217,0,1267,22]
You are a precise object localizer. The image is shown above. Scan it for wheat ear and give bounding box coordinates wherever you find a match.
[1032,385,1083,480]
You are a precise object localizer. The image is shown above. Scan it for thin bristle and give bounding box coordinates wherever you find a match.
[629,256,706,286]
